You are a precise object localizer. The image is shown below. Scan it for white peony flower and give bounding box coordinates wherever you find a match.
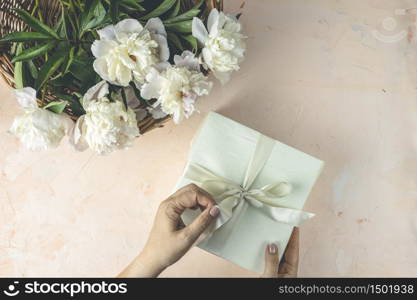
[141,51,212,124]
[192,9,246,84]
[8,87,73,151]
[70,81,140,155]
[92,18,169,87]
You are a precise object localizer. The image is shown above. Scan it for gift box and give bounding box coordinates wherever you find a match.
[175,112,324,273]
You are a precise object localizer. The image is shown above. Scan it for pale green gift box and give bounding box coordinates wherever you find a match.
[176,112,324,274]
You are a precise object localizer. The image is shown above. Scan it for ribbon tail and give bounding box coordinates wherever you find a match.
[212,199,235,231]
[198,195,242,243]
[266,206,315,226]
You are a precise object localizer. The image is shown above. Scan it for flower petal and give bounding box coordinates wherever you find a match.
[93,58,116,84]
[124,87,140,110]
[61,114,75,136]
[116,63,132,87]
[182,95,197,117]
[172,108,183,124]
[122,88,148,121]
[12,87,38,110]
[152,34,170,62]
[217,11,227,29]
[82,80,109,108]
[141,69,163,100]
[148,105,167,119]
[207,8,219,33]
[97,25,116,40]
[145,18,167,37]
[115,19,143,41]
[69,115,88,151]
[201,47,213,67]
[153,62,171,72]
[91,39,118,58]
[209,11,228,38]
[192,17,209,44]
[118,50,137,70]
[213,70,232,85]
[174,50,200,71]
[140,83,159,100]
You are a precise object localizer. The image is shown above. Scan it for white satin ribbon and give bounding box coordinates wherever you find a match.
[183,135,315,237]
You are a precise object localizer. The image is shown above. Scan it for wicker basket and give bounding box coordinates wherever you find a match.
[0,0,223,134]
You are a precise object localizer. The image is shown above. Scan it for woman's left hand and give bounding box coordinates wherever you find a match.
[261,227,300,278]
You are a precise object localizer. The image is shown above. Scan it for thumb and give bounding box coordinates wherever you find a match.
[182,205,220,242]
[261,243,279,278]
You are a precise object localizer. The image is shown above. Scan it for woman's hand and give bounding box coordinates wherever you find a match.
[118,184,219,278]
[262,227,299,278]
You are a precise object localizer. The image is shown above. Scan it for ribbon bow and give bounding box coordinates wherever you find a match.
[183,135,315,237]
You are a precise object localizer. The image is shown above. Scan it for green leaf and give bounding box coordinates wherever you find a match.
[140,0,176,20]
[0,32,54,43]
[50,74,71,87]
[13,44,36,88]
[109,0,120,24]
[63,47,75,74]
[69,56,95,82]
[167,32,183,51]
[80,0,107,33]
[14,8,59,39]
[87,2,106,29]
[53,92,85,116]
[164,20,192,33]
[22,61,36,87]
[14,44,24,89]
[164,0,203,24]
[180,35,198,51]
[66,7,80,38]
[58,11,70,39]
[80,0,99,27]
[35,53,66,90]
[120,0,145,11]
[12,42,56,63]
[27,60,39,79]
[54,16,63,34]
[10,42,18,55]
[167,0,181,18]
[43,100,68,114]
[164,8,201,24]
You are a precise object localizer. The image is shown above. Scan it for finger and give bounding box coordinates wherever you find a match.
[278,227,299,277]
[261,243,279,278]
[169,184,216,212]
[176,218,186,230]
[282,227,299,266]
[181,205,219,242]
[169,184,213,206]
[162,184,217,229]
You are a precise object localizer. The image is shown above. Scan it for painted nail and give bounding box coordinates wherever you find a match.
[268,243,277,254]
[209,205,220,217]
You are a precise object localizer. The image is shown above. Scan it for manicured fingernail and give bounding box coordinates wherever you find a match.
[209,205,220,217]
[268,243,277,254]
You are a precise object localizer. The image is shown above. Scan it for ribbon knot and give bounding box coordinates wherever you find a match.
[238,187,249,199]
[183,135,315,237]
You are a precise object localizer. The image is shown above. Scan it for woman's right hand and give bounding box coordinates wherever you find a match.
[118,184,219,278]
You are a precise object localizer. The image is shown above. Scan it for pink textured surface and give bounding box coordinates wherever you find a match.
[0,0,416,277]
